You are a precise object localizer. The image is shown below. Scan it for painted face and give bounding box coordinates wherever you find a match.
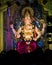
[25,14,30,20]
[24,13,31,24]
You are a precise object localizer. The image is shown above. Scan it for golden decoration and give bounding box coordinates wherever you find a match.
[22,24,34,41]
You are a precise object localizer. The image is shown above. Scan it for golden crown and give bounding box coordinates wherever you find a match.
[21,7,34,17]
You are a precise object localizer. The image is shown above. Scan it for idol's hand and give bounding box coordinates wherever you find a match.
[43,23,46,28]
[40,19,46,28]
[15,34,21,38]
[17,27,22,34]
[33,38,37,41]
[10,24,14,29]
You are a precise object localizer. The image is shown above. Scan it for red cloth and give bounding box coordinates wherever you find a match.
[16,40,37,54]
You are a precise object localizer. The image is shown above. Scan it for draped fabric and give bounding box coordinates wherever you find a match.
[5,5,18,51]
[5,7,13,51]
[16,40,37,54]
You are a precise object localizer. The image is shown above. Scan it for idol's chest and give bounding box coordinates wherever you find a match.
[22,24,34,41]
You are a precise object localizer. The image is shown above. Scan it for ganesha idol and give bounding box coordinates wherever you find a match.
[10,7,41,54]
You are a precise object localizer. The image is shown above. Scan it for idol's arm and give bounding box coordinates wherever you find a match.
[33,26,41,41]
[17,27,22,34]
[16,27,22,38]
[41,22,46,35]
[40,19,46,35]
[10,24,16,35]
[10,24,21,38]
